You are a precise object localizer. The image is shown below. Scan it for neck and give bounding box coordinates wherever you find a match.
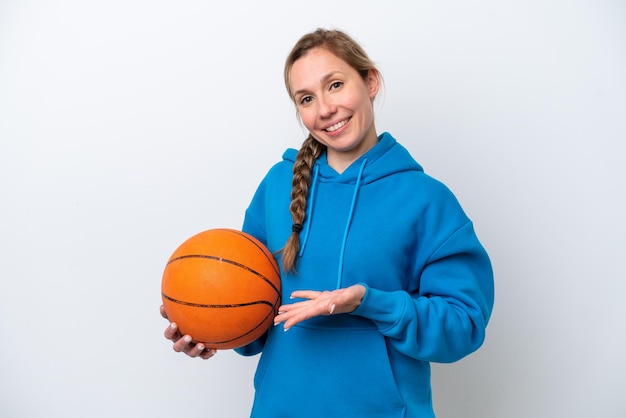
[327,130,378,174]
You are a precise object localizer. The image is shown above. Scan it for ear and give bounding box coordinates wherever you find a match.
[367,69,380,99]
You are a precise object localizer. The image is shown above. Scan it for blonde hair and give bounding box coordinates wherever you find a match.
[281,28,381,273]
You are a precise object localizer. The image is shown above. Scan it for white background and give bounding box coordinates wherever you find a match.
[1,1,624,417]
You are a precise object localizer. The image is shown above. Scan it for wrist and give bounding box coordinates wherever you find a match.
[349,283,368,313]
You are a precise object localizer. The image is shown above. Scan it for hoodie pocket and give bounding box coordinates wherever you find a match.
[252,323,406,418]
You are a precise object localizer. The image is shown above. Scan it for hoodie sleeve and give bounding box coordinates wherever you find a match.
[353,208,494,364]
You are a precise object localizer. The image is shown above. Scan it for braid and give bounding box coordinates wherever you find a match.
[282,134,324,273]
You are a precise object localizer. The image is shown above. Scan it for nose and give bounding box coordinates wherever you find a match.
[317,96,336,119]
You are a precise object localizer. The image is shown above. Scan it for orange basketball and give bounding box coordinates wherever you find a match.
[161,228,281,349]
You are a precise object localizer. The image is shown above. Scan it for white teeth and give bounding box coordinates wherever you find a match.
[325,119,348,132]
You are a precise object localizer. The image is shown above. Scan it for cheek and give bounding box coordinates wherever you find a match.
[356,95,375,122]
[298,109,317,131]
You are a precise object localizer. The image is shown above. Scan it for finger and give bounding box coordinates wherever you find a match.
[185,341,216,359]
[276,303,298,314]
[273,307,297,329]
[279,305,324,331]
[274,310,287,326]
[164,322,181,341]
[173,335,193,353]
[276,298,316,317]
[276,298,310,314]
[160,305,168,319]
[290,290,322,300]
[187,342,206,358]
[199,348,217,360]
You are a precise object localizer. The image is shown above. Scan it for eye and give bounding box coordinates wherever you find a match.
[299,95,313,105]
[329,81,343,90]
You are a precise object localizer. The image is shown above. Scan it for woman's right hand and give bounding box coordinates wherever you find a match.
[161,305,217,360]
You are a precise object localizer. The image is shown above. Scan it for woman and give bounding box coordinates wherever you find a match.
[163,28,494,417]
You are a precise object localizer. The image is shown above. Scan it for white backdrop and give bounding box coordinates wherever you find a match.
[1,1,624,417]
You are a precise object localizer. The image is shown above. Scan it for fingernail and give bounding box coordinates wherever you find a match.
[170,323,177,330]
[183,335,192,343]
[197,344,205,351]
[330,304,336,314]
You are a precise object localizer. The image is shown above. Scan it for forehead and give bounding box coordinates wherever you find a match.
[289,48,355,90]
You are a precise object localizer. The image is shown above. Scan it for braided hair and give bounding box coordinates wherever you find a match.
[281,134,325,273]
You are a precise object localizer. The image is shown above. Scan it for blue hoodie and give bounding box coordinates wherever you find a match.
[236,132,494,417]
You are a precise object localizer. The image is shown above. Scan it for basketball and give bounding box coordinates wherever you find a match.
[161,228,281,349]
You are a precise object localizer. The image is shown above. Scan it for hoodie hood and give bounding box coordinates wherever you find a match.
[282,132,424,288]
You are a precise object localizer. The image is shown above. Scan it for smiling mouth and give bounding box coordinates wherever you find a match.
[324,118,350,132]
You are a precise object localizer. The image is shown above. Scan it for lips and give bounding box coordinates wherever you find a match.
[324,118,350,132]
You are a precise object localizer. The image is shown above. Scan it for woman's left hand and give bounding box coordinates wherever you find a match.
[273,284,366,331]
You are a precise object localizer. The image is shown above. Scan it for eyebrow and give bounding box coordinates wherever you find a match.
[292,71,345,98]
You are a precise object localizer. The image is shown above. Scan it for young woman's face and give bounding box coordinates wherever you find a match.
[289,48,379,172]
